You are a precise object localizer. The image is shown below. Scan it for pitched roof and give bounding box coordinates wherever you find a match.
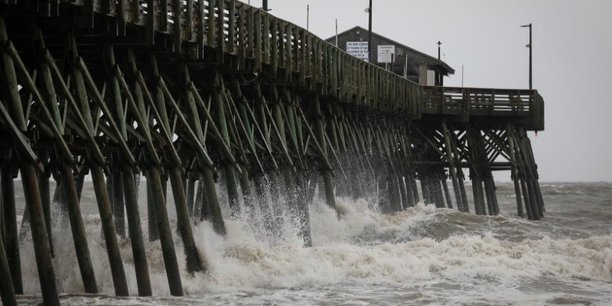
[326,26,454,75]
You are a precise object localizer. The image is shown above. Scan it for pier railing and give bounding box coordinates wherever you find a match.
[3,0,544,128]
[6,0,419,117]
[423,86,544,130]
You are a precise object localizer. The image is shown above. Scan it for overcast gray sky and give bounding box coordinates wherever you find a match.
[248,0,612,182]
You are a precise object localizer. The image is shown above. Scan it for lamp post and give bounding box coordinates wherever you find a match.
[263,0,269,11]
[366,0,372,62]
[307,5,310,30]
[437,41,442,85]
[521,23,532,90]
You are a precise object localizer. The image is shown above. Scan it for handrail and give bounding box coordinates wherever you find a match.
[4,0,423,117]
[421,86,544,130]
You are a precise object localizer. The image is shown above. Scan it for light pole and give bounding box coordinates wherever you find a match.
[437,41,442,85]
[521,23,532,90]
[263,0,269,11]
[307,5,310,30]
[366,0,372,62]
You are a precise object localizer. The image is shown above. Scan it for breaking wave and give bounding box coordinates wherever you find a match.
[16,186,612,304]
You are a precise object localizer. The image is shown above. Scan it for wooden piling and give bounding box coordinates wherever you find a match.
[68,40,129,296]
[90,166,130,296]
[34,41,100,292]
[212,74,241,216]
[201,167,227,236]
[441,122,465,211]
[441,173,453,209]
[147,177,159,241]
[432,169,445,208]
[0,231,17,306]
[59,165,99,293]
[294,172,312,247]
[168,167,205,273]
[186,175,197,218]
[269,172,285,236]
[483,176,499,215]
[0,167,22,294]
[110,162,126,237]
[37,156,53,256]
[20,163,61,305]
[1,18,60,304]
[470,170,486,215]
[313,93,336,211]
[147,167,184,296]
[120,167,153,296]
[508,125,525,218]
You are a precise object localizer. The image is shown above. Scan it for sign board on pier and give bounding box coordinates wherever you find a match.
[346,41,369,61]
[377,45,396,63]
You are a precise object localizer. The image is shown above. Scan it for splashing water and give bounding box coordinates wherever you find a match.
[13,182,612,305]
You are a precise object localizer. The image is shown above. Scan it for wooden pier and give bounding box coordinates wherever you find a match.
[0,0,544,304]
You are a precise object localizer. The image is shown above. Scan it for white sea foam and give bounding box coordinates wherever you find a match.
[15,193,612,305]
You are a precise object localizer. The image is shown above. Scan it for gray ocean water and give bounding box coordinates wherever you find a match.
[11,182,612,305]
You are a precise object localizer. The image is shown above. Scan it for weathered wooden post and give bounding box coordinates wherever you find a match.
[68,40,131,296]
[186,174,197,217]
[441,172,453,209]
[34,29,110,293]
[432,169,445,208]
[147,167,185,295]
[227,80,260,215]
[483,175,499,215]
[152,59,225,236]
[147,178,159,241]
[469,168,486,215]
[109,157,126,237]
[397,129,418,207]
[508,127,525,218]
[1,166,22,294]
[212,73,242,216]
[126,51,204,275]
[313,93,337,211]
[0,18,60,305]
[253,173,275,234]
[441,122,465,211]
[517,128,544,218]
[509,125,536,220]
[37,153,53,256]
[293,169,312,247]
[120,166,153,296]
[0,231,17,306]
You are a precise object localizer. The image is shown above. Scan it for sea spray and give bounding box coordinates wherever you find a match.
[13,183,612,305]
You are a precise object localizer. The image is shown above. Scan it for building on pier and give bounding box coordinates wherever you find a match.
[326,26,454,86]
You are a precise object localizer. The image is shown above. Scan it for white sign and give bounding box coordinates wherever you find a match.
[377,45,396,63]
[346,41,369,61]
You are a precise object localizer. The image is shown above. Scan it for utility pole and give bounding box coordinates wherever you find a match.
[307,5,310,30]
[521,23,533,90]
[437,41,442,86]
[335,18,338,46]
[367,0,372,62]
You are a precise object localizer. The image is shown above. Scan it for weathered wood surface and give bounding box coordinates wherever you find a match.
[423,86,544,130]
